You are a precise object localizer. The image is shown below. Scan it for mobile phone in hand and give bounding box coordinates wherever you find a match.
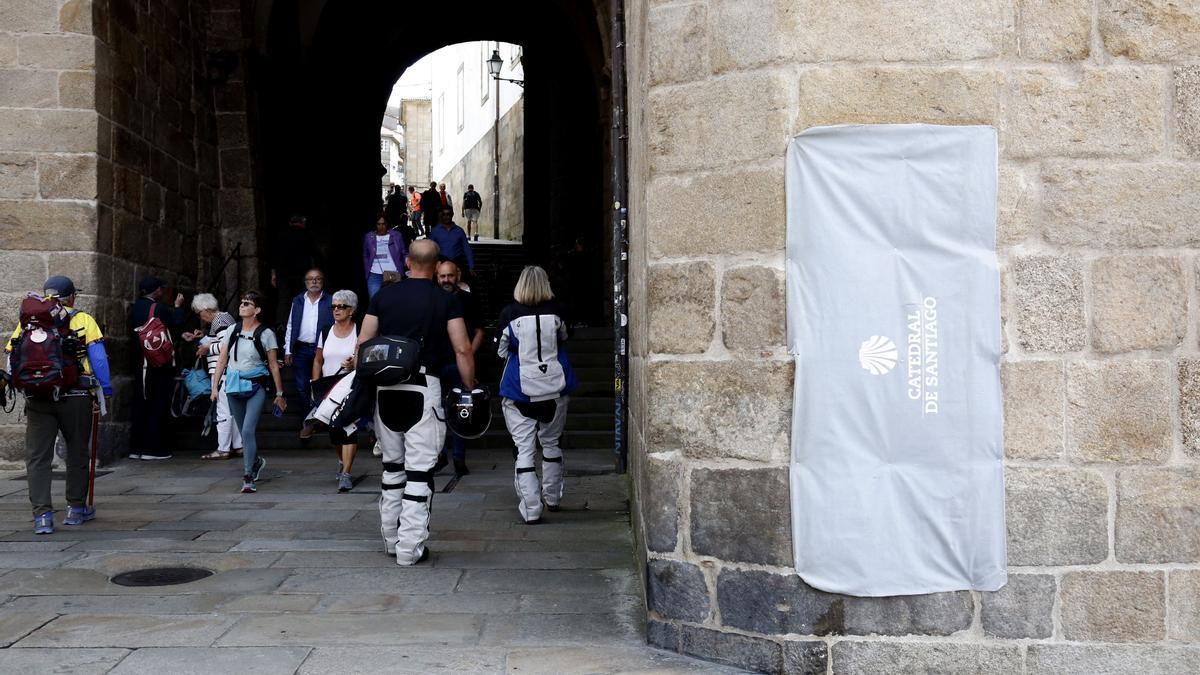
[272,402,284,417]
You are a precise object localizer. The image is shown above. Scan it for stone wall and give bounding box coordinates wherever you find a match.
[437,97,525,241]
[628,0,1200,671]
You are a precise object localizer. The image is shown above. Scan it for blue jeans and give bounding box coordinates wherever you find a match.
[291,342,317,412]
[440,363,466,461]
[367,272,384,300]
[226,386,267,477]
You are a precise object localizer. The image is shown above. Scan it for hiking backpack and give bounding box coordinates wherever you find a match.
[135,302,174,368]
[9,294,82,398]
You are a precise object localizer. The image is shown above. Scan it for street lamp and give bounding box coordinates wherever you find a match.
[487,48,523,241]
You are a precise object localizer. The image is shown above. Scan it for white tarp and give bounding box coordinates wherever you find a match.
[786,124,1006,597]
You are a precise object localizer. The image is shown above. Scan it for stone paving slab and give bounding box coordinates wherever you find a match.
[0,540,79,552]
[0,648,130,674]
[3,594,230,615]
[216,613,482,646]
[188,508,358,522]
[0,568,290,596]
[297,646,508,674]
[277,567,463,594]
[480,612,641,647]
[108,646,312,674]
[71,537,234,552]
[0,552,83,568]
[0,611,58,647]
[230,538,382,552]
[456,568,637,595]
[430,550,632,569]
[504,646,746,674]
[62,551,283,574]
[15,613,239,647]
[517,592,644,615]
[311,591,522,615]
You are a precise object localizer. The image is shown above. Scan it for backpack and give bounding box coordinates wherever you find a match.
[136,302,174,368]
[9,294,82,398]
[223,324,274,399]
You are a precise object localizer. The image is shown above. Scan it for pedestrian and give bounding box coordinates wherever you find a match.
[434,260,484,476]
[357,239,477,565]
[497,266,578,524]
[428,207,474,277]
[462,184,482,241]
[384,185,407,227]
[407,185,423,238]
[438,182,454,216]
[283,268,333,437]
[5,276,112,534]
[129,276,186,461]
[187,293,242,461]
[209,291,286,494]
[362,213,407,300]
[312,290,360,492]
[420,181,441,235]
[270,214,320,328]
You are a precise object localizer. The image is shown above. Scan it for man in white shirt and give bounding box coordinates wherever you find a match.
[283,268,333,437]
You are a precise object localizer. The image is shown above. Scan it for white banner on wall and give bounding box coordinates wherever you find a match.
[786,124,1006,597]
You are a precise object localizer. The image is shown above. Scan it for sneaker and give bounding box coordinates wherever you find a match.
[372,442,382,457]
[337,473,353,493]
[336,461,343,479]
[127,453,142,460]
[299,424,314,440]
[33,511,53,535]
[251,456,266,481]
[63,505,95,525]
[139,453,172,461]
[453,459,470,476]
[524,517,542,525]
[240,475,256,493]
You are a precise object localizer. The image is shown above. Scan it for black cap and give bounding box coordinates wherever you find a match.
[43,275,78,297]
[138,276,165,295]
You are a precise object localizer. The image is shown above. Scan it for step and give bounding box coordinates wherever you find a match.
[171,429,616,453]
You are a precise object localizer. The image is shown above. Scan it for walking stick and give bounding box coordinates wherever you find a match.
[88,399,99,507]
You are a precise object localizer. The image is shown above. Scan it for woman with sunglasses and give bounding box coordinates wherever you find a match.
[209,291,286,493]
[312,290,360,492]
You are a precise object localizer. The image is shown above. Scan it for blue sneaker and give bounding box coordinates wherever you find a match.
[251,456,266,482]
[63,505,95,525]
[240,475,256,494]
[34,511,53,535]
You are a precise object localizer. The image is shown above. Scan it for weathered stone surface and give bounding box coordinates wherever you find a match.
[648,71,791,174]
[647,262,715,354]
[647,360,791,462]
[16,614,239,647]
[18,34,94,70]
[645,559,709,622]
[646,620,678,652]
[216,113,248,148]
[39,153,98,200]
[691,468,791,565]
[646,164,784,258]
[643,454,679,552]
[1006,467,1108,565]
[1169,570,1200,641]
[833,641,1023,675]
[717,568,839,635]
[680,625,781,673]
[707,0,795,72]
[0,251,44,293]
[1182,360,1200,459]
[1100,0,1200,61]
[789,0,1005,61]
[59,71,95,109]
[109,647,311,675]
[1029,644,1200,674]
[59,0,92,34]
[841,592,973,637]
[0,649,129,675]
[1041,162,1200,248]
[796,66,1001,130]
[0,68,58,108]
[0,152,37,199]
[0,200,97,250]
[0,611,59,648]
[1117,468,1200,563]
[1006,68,1163,158]
[1019,0,1091,60]
[721,266,783,352]
[784,641,827,675]
[1067,360,1171,463]
[647,2,706,85]
[1178,67,1200,157]
[0,109,97,153]
[981,574,1055,638]
[998,162,1040,246]
[1002,360,1064,461]
[0,0,59,32]
[217,614,481,646]
[1091,256,1186,352]
[1060,571,1165,642]
[1011,256,1085,352]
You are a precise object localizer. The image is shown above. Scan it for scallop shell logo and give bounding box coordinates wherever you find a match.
[859,335,898,375]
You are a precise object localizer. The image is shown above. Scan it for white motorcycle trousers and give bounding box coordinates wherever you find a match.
[502,396,569,522]
[375,373,444,565]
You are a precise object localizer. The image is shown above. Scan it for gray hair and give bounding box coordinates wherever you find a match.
[332,289,358,308]
[513,266,554,305]
[191,293,219,313]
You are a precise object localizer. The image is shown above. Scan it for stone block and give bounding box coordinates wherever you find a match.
[1006,68,1164,158]
[647,262,714,354]
[18,34,95,70]
[59,71,95,109]
[1011,256,1085,352]
[1178,66,1200,157]
[648,71,791,174]
[1019,0,1091,60]
[0,109,97,153]
[1040,162,1200,248]
[646,163,784,258]
[1169,570,1200,641]
[1091,256,1186,352]
[0,251,46,293]
[679,625,781,673]
[46,252,104,298]
[997,162,1040,246]
[1060,571,1165,642]
[833,642,1024,675]
[109,648,311,675]
[717,568,840,635]
[217,188,255,228]
[1029,645,1200,674]
[216,113,248,148]
[647,360,792,462]
[1182,360,1200,459]
[647,3,706,85]
[784,641,827,675]
[1117,468,1200,563]
[0,69,58,108]
[707,0,795,73]
[0,0,60,32]
[1067,360,1171,463]
[1006,467,1109,565]
[796,66,1001,130]
[0,35,14,67]
[841,592,973,637]
[721,266,783,352]
[691,467,791,565]
[643,454,679,553]
[1002,360,1064,460]
[788,0,1005,61]
[0,648,128,674]
[60,0,92,34]
[38,153,97,200]
[0,200,97,251]
[218,147,251,188]
[645,559,709,622]
[981,574,1055,638]
[646,620,678,652]
[1100,0,1200,61]
[0,153,37,199]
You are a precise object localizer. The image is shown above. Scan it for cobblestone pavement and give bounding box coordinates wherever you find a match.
[0,448,734,674]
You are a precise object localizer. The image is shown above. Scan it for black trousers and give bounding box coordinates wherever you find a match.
[130,367,174,457]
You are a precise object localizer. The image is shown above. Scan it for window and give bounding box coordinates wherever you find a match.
[510,43,521,65]
[456,63,465,133]
[480,42,489,104]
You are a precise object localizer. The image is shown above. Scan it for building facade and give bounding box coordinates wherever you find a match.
[400,99,432,190]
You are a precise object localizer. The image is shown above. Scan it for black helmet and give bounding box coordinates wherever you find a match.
[444,386,492,439]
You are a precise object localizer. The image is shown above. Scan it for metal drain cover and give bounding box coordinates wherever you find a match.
[110,567,213,587]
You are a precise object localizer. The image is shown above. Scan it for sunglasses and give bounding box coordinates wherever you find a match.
[332,304,353,310]
[305,277,323,282]
[239,300,255,307]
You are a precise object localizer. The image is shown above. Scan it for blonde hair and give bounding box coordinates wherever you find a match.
[513,266,554,305]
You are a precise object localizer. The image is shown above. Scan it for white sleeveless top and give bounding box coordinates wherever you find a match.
[318,324,358,377]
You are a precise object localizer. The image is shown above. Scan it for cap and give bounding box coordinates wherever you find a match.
[43,275,78,297]
[138,276,165,295]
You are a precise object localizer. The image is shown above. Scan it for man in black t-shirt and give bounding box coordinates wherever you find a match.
[358,239,476,566]
[434,260,486,476]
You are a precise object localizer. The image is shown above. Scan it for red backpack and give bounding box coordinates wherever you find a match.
[9,294,81,398]
[136,302,174,368]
